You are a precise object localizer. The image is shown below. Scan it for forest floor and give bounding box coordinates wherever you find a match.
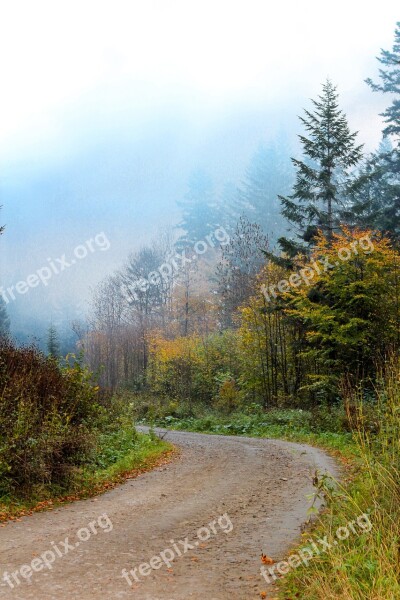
[0,429,338,600]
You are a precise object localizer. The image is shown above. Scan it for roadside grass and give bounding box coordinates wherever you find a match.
[133,372,399,600]
[0,430,173,523]
[275,369,400,600]
[276,460,400,600]
[144,409,356,458]
[0,347,175,524]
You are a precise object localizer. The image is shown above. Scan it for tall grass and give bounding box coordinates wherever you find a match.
[281,361,400,599]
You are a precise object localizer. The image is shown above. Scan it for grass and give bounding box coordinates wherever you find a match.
[135,376,399,599]
[146,408,356,457]
[276,466,400,600]
[0,430,174,523]
[276,370,400,600]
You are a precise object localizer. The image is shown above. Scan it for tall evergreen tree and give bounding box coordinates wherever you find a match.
[366,21,400,139]
[47,324,61,358]
[352,22,400,239]
[0,298,10,338]
[278,80,363,258]
[239,141,292,239]
[345,138,400,235]
[218,182,247,234]
[177,171,220,247]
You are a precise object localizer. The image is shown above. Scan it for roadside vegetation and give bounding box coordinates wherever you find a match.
[129,359,400,600]
[0,340,171,522]
[281,363,400,600]
[81,24,399,599]
[1,20,399,600]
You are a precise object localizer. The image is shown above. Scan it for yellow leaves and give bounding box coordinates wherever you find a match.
[150,334,201,363]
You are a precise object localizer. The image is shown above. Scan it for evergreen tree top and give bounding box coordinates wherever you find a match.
[366,21,400,92]
[366,22,400,139]
[298,80,362,170]
[277,80,363,258]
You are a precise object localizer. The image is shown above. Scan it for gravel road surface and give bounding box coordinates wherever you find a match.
[0,429,338,600]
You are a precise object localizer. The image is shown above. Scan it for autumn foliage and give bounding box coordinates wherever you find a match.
[145,229,400,410]
[0,341,101,495]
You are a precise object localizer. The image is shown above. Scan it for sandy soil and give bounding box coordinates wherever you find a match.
[0,429,338,600]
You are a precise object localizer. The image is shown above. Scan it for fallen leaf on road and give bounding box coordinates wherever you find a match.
[261,552,274,565]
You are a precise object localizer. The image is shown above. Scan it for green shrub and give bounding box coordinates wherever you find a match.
[213,378,242,414]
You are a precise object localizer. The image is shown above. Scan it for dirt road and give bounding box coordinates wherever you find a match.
[0,429,337,600]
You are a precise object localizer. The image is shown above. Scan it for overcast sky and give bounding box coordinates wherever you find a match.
[1,1,399,336]
[0,0,399,165]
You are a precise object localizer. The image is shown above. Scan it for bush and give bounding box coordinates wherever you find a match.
[148,330,242,406]
[0,341,101,495]
[213,378,242,414]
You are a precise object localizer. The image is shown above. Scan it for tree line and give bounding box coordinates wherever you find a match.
[78,22,400,411]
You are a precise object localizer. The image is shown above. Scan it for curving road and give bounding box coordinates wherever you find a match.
[0,429,337,600]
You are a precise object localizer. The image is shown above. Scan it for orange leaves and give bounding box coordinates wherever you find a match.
[261,552,274,565]
[148,333,205,395]
[260,551,274,599]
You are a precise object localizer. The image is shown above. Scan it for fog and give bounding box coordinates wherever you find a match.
[0,0,398,344]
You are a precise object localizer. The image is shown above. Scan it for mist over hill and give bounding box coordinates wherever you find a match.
[0,1,396,348]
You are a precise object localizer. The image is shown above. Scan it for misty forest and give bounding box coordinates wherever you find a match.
[0,5,399,600]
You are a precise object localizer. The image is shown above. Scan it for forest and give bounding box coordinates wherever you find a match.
[0,14,399,600]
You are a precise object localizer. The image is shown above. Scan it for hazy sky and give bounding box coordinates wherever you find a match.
[0,0,398,164]
[0,1,399,337]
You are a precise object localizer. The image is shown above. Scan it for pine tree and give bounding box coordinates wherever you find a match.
[356,22,400,239]
[239,141,293,239]
[345,138,400,236]
[278,80,363,258]
[218,182,247,234]
[177,171,221,247]
[47,324,61,358]
[0,298,10,338]
[366,21,400,139]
